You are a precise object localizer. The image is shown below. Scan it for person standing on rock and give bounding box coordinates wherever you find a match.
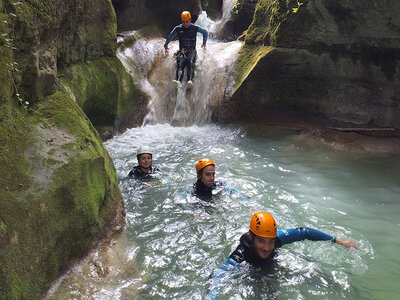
[164,10,208,90]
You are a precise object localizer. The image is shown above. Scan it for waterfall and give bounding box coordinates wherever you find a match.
[117,2,242,126]
[196,0,238,35]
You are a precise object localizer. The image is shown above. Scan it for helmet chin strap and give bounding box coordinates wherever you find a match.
[140,164,151,170]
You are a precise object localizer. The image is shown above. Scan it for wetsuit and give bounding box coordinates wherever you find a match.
[128,165,159,179]
[207,228,336,299]
[192,179,224,201]
[192,179,250,202]
[164,24,208,82]
[230,229,335,267]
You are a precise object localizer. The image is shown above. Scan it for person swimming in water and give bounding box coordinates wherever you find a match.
[128,146,159,179]
[192,158,248,202]
[206,211,358,299]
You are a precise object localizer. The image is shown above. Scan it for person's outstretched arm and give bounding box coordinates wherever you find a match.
[164,27,178,50]
[278,228,358,249]
[216,182,249,202]
[206,258,240,300]
[197,25,208,49]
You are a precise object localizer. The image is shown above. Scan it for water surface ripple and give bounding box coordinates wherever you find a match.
[49,124,400,299]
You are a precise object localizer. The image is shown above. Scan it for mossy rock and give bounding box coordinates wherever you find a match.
[242,0,311,47]
[234,44,273,92]
[0,91,123,299]
[58,57,146,137]
[201,0,223,19]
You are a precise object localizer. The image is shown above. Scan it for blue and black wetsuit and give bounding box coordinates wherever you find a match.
[128,165,159,179]
[164,24,208,82]
[207,228,336,299]
[229,229,335,267]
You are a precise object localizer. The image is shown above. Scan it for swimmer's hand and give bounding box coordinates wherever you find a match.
[336,239,358,249]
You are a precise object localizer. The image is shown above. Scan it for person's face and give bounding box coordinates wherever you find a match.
[252,235,275,260]
[182,18,191,28]
[139,153,152,170]
[200,165,215,188]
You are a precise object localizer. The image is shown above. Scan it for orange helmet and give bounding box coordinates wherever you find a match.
[181,11,191,21]
[249,212,277,238]
[196,158,215,173]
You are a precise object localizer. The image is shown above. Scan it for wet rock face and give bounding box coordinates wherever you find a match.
[229,0,400,128]
[1,1,128,298]
[4,0,140,133]
[7,0,117,104]
[201,0,223,20]
[112,0,203,34]
[218,0,258,40]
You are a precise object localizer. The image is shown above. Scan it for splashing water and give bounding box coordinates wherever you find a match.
[195,0,236,36]
[118,38,242,126]
[117,4,242,126]
[47,124,400,299]
[196,0,238,35]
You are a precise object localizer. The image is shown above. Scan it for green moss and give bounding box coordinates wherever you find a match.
[11,0,53,26]
[61,142,76,150]
[0,21,13,108]
[244,0,290,45]
[58,57,143,130]
[0,219,6,236]
[1,1,125,298]
[45,158,58,165]
[138,22,164,38]
[0,91,121,299]
[234,45,273,92]
[0,107,32,192]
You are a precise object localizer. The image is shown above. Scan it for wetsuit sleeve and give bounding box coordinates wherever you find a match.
[197,25,208,45]
[174,187,196,211]
[220,182,249,202]
[278,228,335,246]
[164,27,178,46]
[128,166,140,178]
[206,258,240,300]
[227,187,250,202]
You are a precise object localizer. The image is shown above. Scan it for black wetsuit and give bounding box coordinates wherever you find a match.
[192,179,224,201]
[164,24,208,82]
[208,229,337,298]
[229,232,281,269]
[229,228,335,268]
[128,165,159,179]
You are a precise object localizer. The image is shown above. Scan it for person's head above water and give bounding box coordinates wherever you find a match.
[181,10,191,28]
[137,146,152,171]
[249,212,278,260]
[196,158,215,188]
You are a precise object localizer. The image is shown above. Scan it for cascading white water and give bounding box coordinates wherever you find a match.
[196,0,238,35]
[117,4,242,126]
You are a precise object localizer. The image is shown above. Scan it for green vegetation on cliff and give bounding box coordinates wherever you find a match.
[59,57,144,134]
[0,90,122,299]
[235,45,273,92]
[0,0,134,298]
[244,0,291,45]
